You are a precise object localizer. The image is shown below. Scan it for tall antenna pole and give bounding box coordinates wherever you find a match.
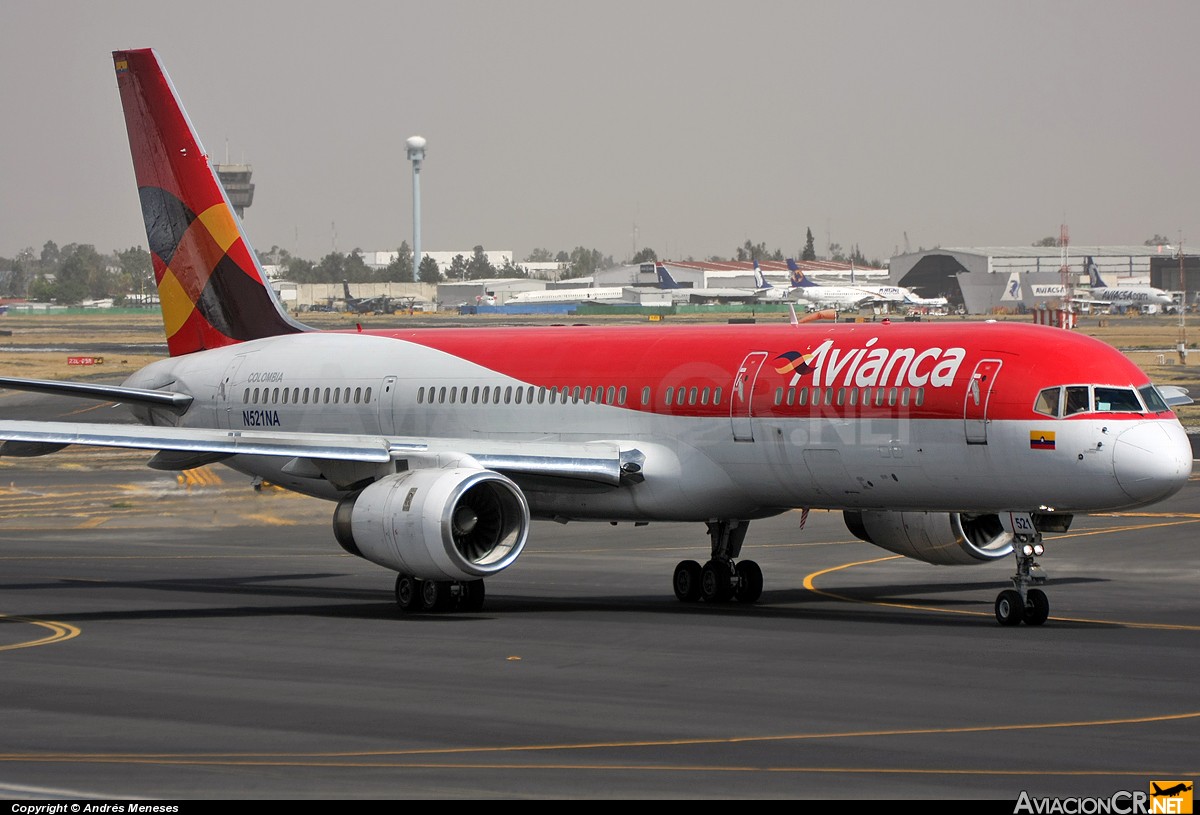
[1178,234,1188,365]
[407,136,426,284]
[1059,223,1072,328]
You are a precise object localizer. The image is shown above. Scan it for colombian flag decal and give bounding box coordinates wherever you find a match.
[1030,431,1056,450]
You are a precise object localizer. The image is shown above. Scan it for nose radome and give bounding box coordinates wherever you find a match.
[1113,421,1192,505]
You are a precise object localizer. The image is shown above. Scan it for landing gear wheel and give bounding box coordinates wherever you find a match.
[701,560,734,603]
[460,579,486,613]
[673,560,703,602]
[995,589,1024,626]
[735,560,763,604]
[421,579,451,612]
[395,574,421,612]
[1024,588,1049,626]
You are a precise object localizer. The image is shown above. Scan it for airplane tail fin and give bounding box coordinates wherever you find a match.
[1086,256,1105,288]
[655,262,681,289]
[113,49,305,357]
[752,260,772,290]
[786,258,815,288]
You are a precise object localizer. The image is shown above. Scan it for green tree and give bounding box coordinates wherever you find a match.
[418,256,441,283]
[116,246,153,296]
[631,247,657,263]
[466,245,495,280]
[282,256,317,282]
[447,254,468,281]
[40,240,61,268]
[735,240,769,262]
[801,228,817,261]
[382,242,413,282]
[57,243,109,302]
[563,246,609,279]
[1032,236,1059,247]
[1144,234,1172,247]
[312,251,373,283]
[496,258,527,278]
[525,247,555,263]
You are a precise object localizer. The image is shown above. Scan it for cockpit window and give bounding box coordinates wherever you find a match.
[1094,387,1143,413]
[1036,384,1168,417]
[1033,387,1061,417]
[1139,385,1171,413]
[1064,386,1090,416]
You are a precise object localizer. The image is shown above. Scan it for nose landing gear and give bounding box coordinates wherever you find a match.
[995,535,1049,626]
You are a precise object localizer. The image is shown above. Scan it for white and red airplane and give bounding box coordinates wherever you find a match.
[0,49,1193,624]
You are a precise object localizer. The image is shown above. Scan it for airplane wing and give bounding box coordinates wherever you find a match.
[0,420,644,487]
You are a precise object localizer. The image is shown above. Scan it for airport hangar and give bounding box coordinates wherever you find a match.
[890,245,1199,315]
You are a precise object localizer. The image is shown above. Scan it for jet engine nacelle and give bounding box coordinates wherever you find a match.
[333,468,530,581]
[843,510,1013,566]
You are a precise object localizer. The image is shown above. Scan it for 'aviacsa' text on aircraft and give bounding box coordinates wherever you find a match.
[0,49,1192,625]
[1085,256,1176,309]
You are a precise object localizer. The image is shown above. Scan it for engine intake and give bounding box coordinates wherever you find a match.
[843,510,1013,565]
[334,468,530,581]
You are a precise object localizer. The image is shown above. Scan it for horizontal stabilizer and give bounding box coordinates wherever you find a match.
[0,376,193,414]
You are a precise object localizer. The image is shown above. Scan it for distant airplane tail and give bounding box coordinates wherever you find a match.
[655,262,682,289]
[1086,256,1106,289]
[752,260,772,291]
[114,49,305,357]
[786,258,817,288]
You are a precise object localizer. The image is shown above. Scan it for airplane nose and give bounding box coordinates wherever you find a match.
[1113,421,1193,505]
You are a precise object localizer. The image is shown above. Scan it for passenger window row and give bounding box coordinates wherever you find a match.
[243,386,372,406]
[417,384,630,407]
[773,385,926,409]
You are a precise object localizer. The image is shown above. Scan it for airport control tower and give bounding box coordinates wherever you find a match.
[215,162,255,218]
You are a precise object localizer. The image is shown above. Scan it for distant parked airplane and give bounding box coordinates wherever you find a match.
[655,262,776,303]
[1086,257,1175,309]
[785,259,884,310]
[342,281,392,314]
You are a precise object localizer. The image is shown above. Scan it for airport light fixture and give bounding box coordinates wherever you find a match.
[407,136,426,284]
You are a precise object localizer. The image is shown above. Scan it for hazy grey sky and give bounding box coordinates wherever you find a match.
[2,1,1198,266]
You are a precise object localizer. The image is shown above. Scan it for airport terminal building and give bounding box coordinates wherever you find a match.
[890,245,1198,314]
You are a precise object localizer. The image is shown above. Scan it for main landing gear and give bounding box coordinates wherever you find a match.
[394,574,486,613]
[994,533,1049,626]
[673,520,763,604]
